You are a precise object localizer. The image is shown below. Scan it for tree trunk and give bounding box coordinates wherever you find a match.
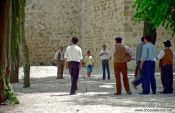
[143,21,157,44]
[10,0,20,83]
[20,0,30,88]
[0,0,10,103]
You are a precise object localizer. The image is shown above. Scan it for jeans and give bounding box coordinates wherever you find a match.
[102,59,110,79]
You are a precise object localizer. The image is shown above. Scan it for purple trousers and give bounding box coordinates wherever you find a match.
[68,61,80,93]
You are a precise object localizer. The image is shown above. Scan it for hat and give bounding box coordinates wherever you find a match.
[163,40,172,47]
[115,37,122,43]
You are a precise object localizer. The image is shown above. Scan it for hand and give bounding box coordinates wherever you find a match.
[80,64,82,70]
[140,61,144,70]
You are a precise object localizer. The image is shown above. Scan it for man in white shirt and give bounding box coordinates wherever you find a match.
[64,37,83,95]
[99,44,111,80]
[54,46,65,79]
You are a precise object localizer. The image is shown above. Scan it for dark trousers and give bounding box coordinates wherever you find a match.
[102,59,110,79]
[133,61,144,90]
[57,60,64,79]
[161,64,173,93]
[68,61,80,93]
[142,61,156,94]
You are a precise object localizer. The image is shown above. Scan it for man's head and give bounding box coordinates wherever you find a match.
[87,51,91,56]
[115,37,122,44]
[72,36,79,44]
[59,46,63,52]
[143,35,152,43]
[102,44,106,50]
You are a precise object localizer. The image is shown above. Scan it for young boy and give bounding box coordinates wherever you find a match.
[84,51,94,77]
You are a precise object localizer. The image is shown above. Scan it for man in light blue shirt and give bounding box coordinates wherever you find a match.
[140,35,157,95]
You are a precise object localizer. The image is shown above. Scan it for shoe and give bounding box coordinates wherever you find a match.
[127,92,132,95]
[139,92,149,95]
[108,78,110,80]
[57,77,64,79]
[101,78,105,80]
[114,93,121,95]
[131,81,137,90]
[159,91,169,94]
[70,92,76,95]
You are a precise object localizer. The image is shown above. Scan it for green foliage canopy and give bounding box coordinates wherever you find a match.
[133,0,175,34]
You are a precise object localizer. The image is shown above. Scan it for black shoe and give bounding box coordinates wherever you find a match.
[159,91,169,94]
[139,92,149,95]
[131,81,137,90]
[101,78,105,80]
[70,92,76,95]
[108,78,110,80]
[114,93,121,95]
[127,92,132,95]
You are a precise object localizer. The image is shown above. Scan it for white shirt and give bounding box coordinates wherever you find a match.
[158,49,175,60]
[54,51,64,60]
[99,49,111,60]
[125,45,136,59]
[111,45,136,59]
[64,45,83,62]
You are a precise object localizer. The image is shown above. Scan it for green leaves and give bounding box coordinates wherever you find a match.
[133,0,175,34]
[3,78,19,104]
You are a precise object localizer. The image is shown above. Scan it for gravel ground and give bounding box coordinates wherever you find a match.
[0,66,175,113]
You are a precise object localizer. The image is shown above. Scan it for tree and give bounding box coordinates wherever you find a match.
[19,0,30,88]
[133,0,175,43]
[10,0,20,83]
[0,0,19,104]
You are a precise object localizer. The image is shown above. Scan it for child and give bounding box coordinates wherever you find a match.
[84,51,94,77]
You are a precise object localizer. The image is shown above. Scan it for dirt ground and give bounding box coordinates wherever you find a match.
[0,66,175,113]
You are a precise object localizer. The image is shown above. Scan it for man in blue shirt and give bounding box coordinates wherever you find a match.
[140,35,157,94]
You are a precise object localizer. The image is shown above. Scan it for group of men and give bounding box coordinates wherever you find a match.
[54,36,174,95]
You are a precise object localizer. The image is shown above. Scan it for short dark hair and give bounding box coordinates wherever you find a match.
[72,36,78,44]
[141,37,144,42]
[87,51,91,54]
[144,35,152,42]
[115,37,122,43]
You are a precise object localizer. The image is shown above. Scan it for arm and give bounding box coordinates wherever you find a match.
[54,52,58,63]
[64,47,69,69]
[125,46,136,60]
[79,48,83,69]
[99,50,104,56]
[157,50,165,60]
[140,46,147,69]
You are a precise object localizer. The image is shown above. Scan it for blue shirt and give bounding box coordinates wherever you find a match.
[140,42,157,61]
[136,42,144,62]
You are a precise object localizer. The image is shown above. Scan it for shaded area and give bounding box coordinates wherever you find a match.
[0,66,175,113]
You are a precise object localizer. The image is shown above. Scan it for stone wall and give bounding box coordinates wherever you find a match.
[81,0,124,66]
[25,0,82,65]
[25,0,175,70]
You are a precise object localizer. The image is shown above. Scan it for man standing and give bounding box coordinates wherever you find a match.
[158,40,174,94]
[64,37,83,95]
[99,44,111,80]
[140,35,157,95]
[132,37,145,90]
[135,37,144,77]
[54,46,65,79]
[113,37,132,95]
